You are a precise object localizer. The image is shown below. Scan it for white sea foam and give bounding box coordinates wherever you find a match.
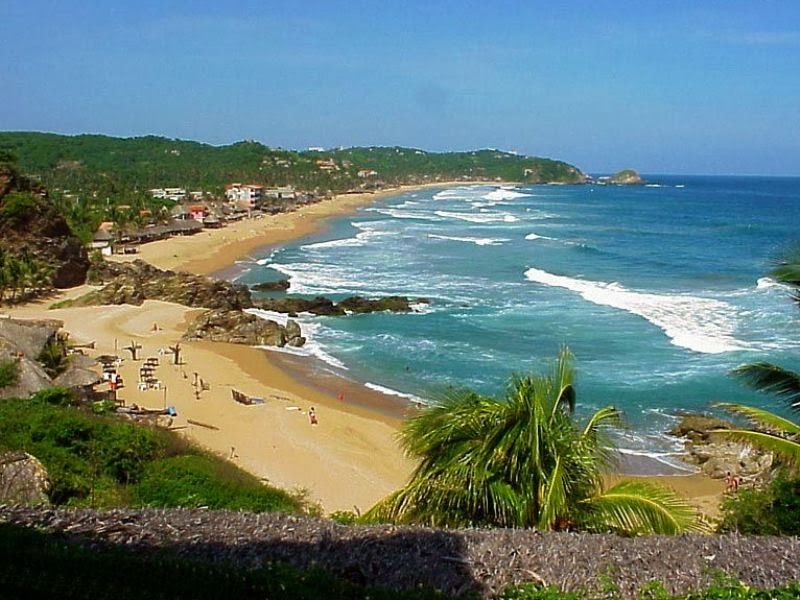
[302,225,394,250]
[482,188,531,201]
[756,277,779,289]
[525,232,556,241]
[523,267,750,354]
[370,208,443,221]
[246,308,348,370]
[364,382,425,403]
[434,210,519,224]
[428,234,509,246]
[256,258,271,266]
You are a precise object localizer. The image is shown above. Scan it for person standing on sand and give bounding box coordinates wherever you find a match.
[308,407,318,425]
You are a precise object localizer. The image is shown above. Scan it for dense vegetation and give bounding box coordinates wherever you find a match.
[2,523,799,599]
[0,390,304,512]
[366,349,703,535]
[0,131,585,197]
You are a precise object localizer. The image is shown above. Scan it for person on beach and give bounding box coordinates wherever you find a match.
[337,391,344,402]
[725,471,740,493]
[309,407,318,425]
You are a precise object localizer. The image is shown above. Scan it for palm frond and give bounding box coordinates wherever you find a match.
[581,481,707,535]
[731,362,800,412]
[537,455,567,530]
[769,244,800,288]
[714,402,800,435]
[713,429,800,464]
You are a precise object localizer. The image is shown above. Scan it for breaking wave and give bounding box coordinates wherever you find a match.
[523,267,750,354]
[428,234,509,246]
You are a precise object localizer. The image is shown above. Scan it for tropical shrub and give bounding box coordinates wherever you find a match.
[366,349,704,535]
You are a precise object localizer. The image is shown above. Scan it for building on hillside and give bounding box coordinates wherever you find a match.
[357,169,378,178]
[149,188,187,201]
[316,158,338,171]
[225,183,264,209]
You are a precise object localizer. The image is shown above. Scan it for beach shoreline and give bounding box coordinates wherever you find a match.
[5,180,727,516]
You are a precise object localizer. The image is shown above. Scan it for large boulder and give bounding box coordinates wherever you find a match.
[0,451,50,505]
[184,309,304,348]
[78,260,252,311]
[669,413,774,481]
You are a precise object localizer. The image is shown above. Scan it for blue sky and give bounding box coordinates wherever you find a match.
[2,1,799,175]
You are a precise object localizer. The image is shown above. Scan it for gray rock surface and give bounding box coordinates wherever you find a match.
[0,452,49,505]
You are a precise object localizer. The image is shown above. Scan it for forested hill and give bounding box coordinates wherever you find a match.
[0,132,586,195]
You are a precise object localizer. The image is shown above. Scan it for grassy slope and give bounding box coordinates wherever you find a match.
[0,392,303,512]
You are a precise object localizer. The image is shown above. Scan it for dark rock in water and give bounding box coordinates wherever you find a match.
[338,296,413,314]
[253,296,344,316]
[609,169,644,185]
[669,414,733,443]
[251,279,290,292]
[80,260,252,311]
[184,309,304,348]
[287,336,306,347]
[0,452,50,505]
[253,294,423,316]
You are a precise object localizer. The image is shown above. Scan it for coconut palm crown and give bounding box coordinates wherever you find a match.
[366,348,704,535]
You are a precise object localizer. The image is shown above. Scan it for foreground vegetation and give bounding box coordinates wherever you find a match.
[367,349,704,535]
[2,523,798,600]
[0,390,304,513]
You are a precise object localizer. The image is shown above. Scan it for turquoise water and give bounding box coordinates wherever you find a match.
[239,177,800,464]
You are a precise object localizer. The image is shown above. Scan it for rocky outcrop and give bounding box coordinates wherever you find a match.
[79,260,252,310]
[0,317,64,399]
[610,169,644,185]
[253,295,424,316]
[184,309,305,348]
[251,279,290,292]
[0,452,50,505]
[669,414,774,481]
[0,161,90,288]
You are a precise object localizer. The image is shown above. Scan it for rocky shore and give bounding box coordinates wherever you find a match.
[184,309,305,348]
[2,506,799,598]
[669,415,774,482]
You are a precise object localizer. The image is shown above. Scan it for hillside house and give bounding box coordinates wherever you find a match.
[225,183,263,209]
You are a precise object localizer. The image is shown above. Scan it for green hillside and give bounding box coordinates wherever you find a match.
[0,132,586,197]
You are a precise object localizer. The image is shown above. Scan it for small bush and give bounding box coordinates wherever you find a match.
[0,191,39,225]
[0,359,18,389]
[718,475,800,536]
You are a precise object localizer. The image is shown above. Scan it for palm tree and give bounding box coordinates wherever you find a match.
[713,402,800,465]
[366,348,705,535]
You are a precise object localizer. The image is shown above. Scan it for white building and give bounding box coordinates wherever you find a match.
[225,183,264,209]
[149,187,187,201]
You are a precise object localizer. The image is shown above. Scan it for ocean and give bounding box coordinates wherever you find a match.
[238,176,800,468]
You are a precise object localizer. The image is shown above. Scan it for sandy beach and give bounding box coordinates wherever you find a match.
[6,183,726,518]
